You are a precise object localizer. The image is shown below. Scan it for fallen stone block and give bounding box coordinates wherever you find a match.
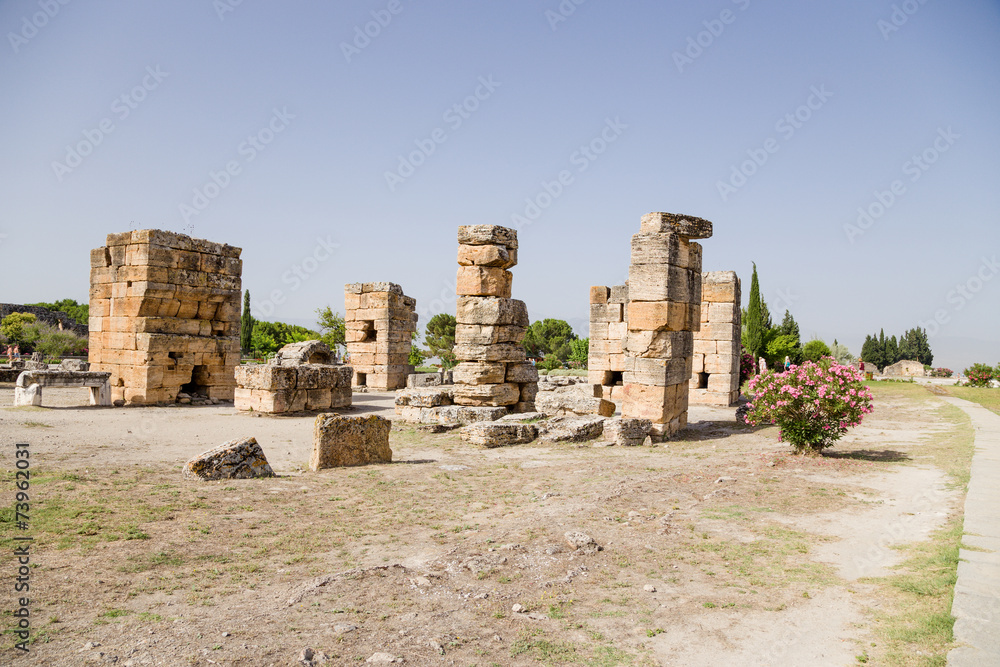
[564,531,601,554]
[601,417,653,446]
[183,436,275,480]
[310,414,392,470]
[394,387,454,408]
[536,385,615,418]
[539,415,605,443]
[461,421,538,448]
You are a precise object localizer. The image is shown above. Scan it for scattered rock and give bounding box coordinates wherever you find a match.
[183,436,275,481]
[333,623,357,634]
[460,421,538,448]
[366,652,404,663]
[564,531,601,554]
[715,476,736,483]
[311,414,392,470]
[536,385,615,417]
[511,604,525,613]
[298,647,329,665]
[643,584,657,593]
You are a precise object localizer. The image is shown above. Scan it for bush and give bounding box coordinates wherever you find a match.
[745,358,874,455]
[29,324,87,358]
[801,339,832,363]
[739,347,754,385]
[929,367,953,378]
[963,363,995,388]
[539,355,564,372]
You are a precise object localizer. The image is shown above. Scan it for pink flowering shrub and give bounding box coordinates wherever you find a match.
[745,357,874,455]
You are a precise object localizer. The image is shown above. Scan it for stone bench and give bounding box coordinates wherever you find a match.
[14,370,112,407]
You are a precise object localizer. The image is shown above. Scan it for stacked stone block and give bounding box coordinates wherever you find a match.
[452,225,537,412]
[621,212,712,439]
[234,341,353,413]
[690,272,741,406]
[344,282,416,390]
[587,284,629,402]
[88,229,241,405]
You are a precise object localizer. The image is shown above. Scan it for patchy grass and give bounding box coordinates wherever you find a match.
[942,385,1000,416]
[862,391,975,665]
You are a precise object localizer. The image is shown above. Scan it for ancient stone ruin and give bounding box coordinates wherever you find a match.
[882,359,925,377]
[183,436,275,480]
[453,225,538,413]
[344,282,417,391]
[690,271,742,406]
[311,414,392,470]
[88,229,241,405]
[234,340,353,413]
[588,284,629,402]
[620,212,712,439]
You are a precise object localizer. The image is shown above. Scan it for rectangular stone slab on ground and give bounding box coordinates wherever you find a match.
[310,414,392,470]
[183,436,275,480]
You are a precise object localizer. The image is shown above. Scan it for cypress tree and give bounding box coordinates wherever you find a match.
[745,262,766,363]
[240,290,253,355]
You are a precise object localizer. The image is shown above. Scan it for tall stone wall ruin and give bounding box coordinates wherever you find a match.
[620,212,712,439]
[88,229,242,405]
[344,282,416,391]
[587,284,629,402]
[452,225,537,412]
[689,271,741,406]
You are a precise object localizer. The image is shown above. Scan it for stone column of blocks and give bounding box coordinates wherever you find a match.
[690,272,741,406]
[621,212,712,439]
[452,225,537,412]
[587,283,629,402]
[88,229,242,405]
[344,282,416,390]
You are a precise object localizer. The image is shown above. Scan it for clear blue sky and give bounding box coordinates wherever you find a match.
[2,1,997,370]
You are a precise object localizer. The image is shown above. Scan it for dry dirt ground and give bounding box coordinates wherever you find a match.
[0,383,967,666]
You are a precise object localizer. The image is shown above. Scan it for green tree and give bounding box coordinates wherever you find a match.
[802,339,832,363]
[249,320,321,358]
[1,312,38,347]
[315,306,346,352]
[830,339,855,365]
[408,331,426,366]
[523,319,577,361]
[861,334,880,369]
[425,313,457,369]
[240,290,253,354]
[568,337,589,368]
[743,262,767,363]
[27,299,89,325]
[897,332,914,362]
[885,335,899,366]
[29,324,87,359]
[765,334,800,369]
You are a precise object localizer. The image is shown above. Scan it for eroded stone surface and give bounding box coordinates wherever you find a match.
[460,421,538,448]
[310,414,392,470]
[183,436,275,480]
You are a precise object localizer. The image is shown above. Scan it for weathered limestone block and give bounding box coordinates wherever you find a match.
[235,365,298,391]
[456,266,513,298]
[453,343,526,363]
[452,382,520,406]
[183,437,275,480]
[394,387,455,408]
[536,385,615,418]
[601,417,653,446]
[538,415,605,443]
[406,371,452,387]
[623,356,691,387]
[453,361,507,385]
[456,297,528,326]
[621,383,687,424]
[457,244,516,269]
[460,422,538,448]
[454,324,527,345]
[457,225,518,248]
[310,414,392,470]
[639,212,713,238]
[506,362,539,384]
[271,340,334,366]
[624,330,693,358]
[627,301,690,332]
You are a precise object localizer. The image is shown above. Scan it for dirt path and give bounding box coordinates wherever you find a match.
[0,384,965,666]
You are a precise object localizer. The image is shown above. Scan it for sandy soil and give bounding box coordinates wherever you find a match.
[0,384,963,666]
